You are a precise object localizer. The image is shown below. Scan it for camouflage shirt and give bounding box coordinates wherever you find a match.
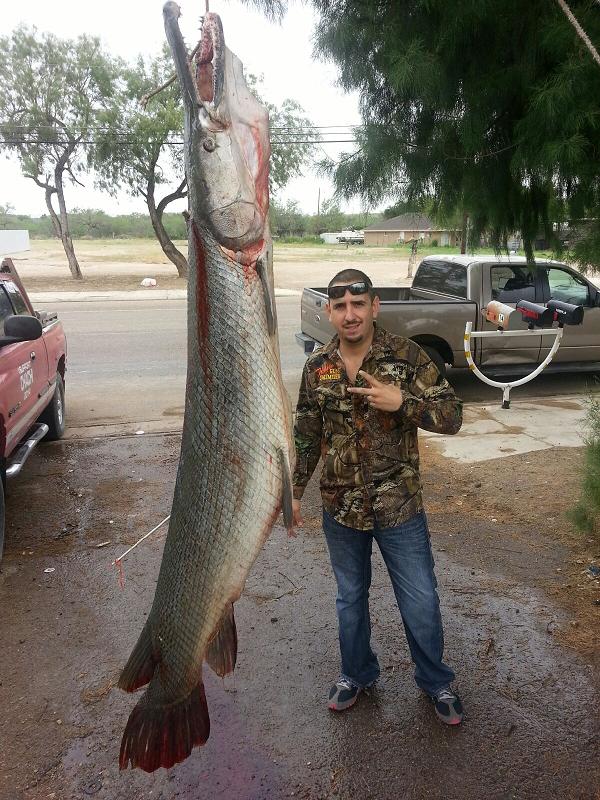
[292,324,463,530]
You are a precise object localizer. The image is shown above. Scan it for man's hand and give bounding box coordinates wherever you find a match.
[292,498,304,528]
[347,370,403,412]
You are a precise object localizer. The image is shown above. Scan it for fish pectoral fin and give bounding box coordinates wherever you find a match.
[120,681,210,772]
[256,251,276,336]
[118,620,157,693]
[205,603,238,677]
[278,447,295,535]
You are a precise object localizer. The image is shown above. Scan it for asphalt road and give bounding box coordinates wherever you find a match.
[55,297,597,437]
[57,297,307,436]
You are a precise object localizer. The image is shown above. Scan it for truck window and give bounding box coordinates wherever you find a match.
[491,265,535,303]
[546,267,591,306]
[0,286,14,334]
[4,281,29,315]
[413,261,467,298]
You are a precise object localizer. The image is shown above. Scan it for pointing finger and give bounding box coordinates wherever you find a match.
[358,370,380,386]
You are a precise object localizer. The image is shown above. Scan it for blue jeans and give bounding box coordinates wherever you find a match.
[322,510,455,695]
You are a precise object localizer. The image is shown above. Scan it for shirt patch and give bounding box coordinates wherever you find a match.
[316,363,342,382]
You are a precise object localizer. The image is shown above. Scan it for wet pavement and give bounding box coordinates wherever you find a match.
[0,434,598,800]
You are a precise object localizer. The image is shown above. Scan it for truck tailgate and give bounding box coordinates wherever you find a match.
[300,288,336,344]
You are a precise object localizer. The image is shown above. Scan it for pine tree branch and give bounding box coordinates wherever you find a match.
[555,0,600,69]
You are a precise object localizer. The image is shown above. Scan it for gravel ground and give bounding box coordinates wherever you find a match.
[0,433,598,800]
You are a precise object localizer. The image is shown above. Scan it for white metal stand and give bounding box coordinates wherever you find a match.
[463,322,564,408]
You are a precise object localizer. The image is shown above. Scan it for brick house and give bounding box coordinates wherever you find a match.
[364,213,458,247]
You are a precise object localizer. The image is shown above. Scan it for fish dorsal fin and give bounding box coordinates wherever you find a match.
[256,250,276,336]
[205,603,237,677]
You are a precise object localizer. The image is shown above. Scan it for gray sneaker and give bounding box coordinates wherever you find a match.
[430,687,463,725]
[328,678,361,711]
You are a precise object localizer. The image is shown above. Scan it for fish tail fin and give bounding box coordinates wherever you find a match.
[119,682,210,772]
[118,621,157,692]
[277,447,295,534]
[206,602,238,677]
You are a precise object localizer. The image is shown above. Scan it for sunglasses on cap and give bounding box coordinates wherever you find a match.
[327,281,372,299]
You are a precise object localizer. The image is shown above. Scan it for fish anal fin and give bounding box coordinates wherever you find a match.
[205,603,238,677]
[119,682,210,772]
[118,621,157,693]
[277,447,295,535]
[256,251,276,335]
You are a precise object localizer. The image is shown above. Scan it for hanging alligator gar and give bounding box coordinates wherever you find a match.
[118,2,295,772]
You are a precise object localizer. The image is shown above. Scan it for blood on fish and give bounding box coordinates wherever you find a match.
[191,221,212,383]
[252,128,270,218]
[243,262,256,286]
[196,13,216,102]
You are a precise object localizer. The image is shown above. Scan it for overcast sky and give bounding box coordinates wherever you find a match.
[1,0,372,217]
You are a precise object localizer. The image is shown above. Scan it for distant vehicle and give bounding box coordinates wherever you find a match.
[336,230,365,245]
[296,254,600,376]
[319,230,365,245]
[0,258,67,560]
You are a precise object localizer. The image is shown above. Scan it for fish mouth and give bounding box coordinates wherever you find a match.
[195,13,225,115]
[163,3,270,252]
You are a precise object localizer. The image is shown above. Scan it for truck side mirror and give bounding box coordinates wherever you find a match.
[1,314,43,344]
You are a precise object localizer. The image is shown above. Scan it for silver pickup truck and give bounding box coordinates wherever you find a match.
[296,254,600,375]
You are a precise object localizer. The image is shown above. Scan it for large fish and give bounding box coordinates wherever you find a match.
[118,3,295,773]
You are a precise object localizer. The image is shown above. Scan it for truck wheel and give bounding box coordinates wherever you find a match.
[422,346,447,377]
[0,481,5,564]
[39,373,66,441]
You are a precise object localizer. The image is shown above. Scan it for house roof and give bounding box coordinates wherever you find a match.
[364,213,436,232]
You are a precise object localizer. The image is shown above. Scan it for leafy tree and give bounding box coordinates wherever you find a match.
[312,0,600,268]
[93,51,317,279]
[310,197,346,234]
[271,199,308,237]
[267,96,317,193]
[0,26,119,278]
[92,49,189,277]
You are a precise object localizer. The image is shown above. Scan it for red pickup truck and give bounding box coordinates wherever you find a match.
[0,258,67,560]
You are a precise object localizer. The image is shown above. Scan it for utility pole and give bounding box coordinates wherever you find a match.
[316,187,321,234]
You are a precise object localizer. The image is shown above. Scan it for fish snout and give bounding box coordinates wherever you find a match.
[163,2,181,22]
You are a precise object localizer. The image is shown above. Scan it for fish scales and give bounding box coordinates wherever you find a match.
[118,3,294,773]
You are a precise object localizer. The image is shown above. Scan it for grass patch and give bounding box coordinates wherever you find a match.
[570,386,600,539]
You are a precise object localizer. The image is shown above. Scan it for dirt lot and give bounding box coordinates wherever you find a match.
[0,432,598,800]
[7,239,412,292]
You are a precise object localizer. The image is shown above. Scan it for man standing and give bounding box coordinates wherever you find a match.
[292,269,464,725]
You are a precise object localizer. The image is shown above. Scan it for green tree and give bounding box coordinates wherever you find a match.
[271,199,308,237]
[311,197,345,234]
[92,49,189,277]
[267,96,317,193]
[0,26,118,279]
[92,53,317,279]
[312,0,600,268]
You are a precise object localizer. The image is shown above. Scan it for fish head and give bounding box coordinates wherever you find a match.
[164,4,270,254]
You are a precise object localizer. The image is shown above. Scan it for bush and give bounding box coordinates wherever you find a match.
[570,387,600,538]
[276,235,323,245]
[431,239,438,247]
